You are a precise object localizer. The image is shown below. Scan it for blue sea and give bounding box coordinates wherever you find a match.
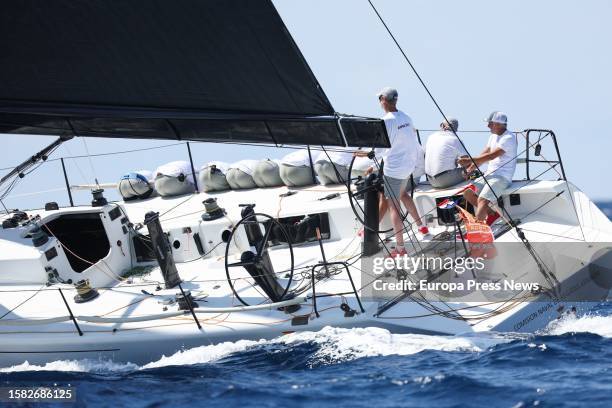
[2,203,611,408]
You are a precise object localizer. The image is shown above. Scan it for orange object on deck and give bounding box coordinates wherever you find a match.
[456,206,497,259]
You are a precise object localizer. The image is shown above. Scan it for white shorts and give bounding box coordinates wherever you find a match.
[472,175,511,203]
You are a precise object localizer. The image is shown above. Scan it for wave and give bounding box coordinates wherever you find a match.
[278,326,510,364]
[142,338,266,369]
[0,339,266,374]
[543,313,612,338]
[0,327,509,374]
[0,359,138,374]
[2,311,610,374]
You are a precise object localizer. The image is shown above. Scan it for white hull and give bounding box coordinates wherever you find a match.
[1,179,610,368]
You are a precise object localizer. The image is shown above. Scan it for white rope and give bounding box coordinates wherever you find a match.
[0,297,308,326]
[77,296,308,324]
[0,316,71,326]
[78,312,183,323]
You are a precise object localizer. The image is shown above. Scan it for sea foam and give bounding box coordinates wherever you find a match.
[544,314,612,338]
[0,326,505,373]
[2,315,609,374]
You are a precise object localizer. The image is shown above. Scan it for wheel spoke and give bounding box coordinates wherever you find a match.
[225,212,295,306]
[227,260,256,268]
[256,222,273,256]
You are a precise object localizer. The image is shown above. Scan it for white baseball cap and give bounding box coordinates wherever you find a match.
[376,87,398,101]
[485,111,508,125]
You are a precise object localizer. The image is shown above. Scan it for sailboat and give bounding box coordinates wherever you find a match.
[0,0,610,368]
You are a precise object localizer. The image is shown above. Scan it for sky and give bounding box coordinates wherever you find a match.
[2,0,612,210]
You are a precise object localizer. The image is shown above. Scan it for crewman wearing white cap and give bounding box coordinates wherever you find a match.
[458,111,518,224]
[355,87,428,257]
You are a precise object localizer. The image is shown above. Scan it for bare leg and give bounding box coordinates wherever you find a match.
[464,189,496,217]
[463,189,478,208]
[400,192,424,227]
[378,193,388,223]
[476,197,491,222]
[384,187,407,246]
[389,203,404,247]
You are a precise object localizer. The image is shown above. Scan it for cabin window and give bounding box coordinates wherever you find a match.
[270,213,330,245]
[43,213,110,273]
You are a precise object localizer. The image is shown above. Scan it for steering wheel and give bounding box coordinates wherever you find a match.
[224,212,295,306]
[346,154,409,234]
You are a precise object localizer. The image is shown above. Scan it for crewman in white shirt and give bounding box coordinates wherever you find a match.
[356,87,428,257]
[458,111,517,224]
[425,118,468,188]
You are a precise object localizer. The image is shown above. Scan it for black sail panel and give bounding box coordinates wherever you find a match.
[0,0,389,147]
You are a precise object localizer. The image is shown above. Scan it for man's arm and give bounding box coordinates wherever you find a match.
[354,150,370,157]
[353,150,377,174]
[454,139,472,168]
[479,145,492,156]
[458,147,504,168]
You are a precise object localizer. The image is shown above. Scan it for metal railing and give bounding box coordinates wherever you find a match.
[523,129,566,181]
[416,128,566,182]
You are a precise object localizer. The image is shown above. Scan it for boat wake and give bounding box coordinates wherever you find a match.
[280,327,508,364]
[543,313,612,338]
[1,312,611,374]
[0,328,511,374]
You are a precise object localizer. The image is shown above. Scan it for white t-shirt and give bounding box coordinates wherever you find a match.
[281,150,312,167]
[229,159,258,175]
[314,148,353,167]
[424,130,468,176]
[485,130,517,182]
[375,110,419,179]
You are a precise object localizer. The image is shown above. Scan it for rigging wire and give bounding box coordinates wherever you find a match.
[0,135,567,324]
[60,143,90,184]
[0,143,62,202]
[80,137,99,187]
[0,67,580,326]
[366,0,513,223]
[0,198,8,214]
[370,155,424,254]
[0,285,46,320]
[365,0,559,288]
